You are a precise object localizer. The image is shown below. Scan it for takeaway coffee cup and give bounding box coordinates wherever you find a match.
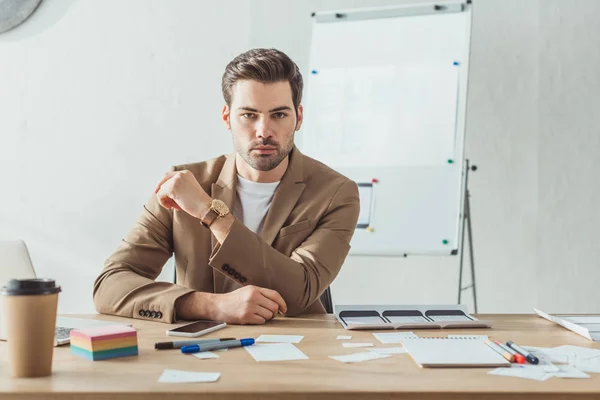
[1,279,61,377]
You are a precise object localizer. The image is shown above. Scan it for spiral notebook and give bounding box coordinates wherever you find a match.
[401,337,511,368]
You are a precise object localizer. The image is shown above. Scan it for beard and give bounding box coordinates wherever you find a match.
[234,134,294,172]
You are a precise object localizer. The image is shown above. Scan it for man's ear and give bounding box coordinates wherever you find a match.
[222,104,231,130]
[295,104,304,131]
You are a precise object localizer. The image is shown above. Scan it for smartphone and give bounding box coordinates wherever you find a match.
[166,320,227,338]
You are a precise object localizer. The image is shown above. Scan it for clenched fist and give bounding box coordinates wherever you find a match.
[211,285,287,325]
[154,170,211,218]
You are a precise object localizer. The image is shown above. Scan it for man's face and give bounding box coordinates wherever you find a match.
[222,80,303,171]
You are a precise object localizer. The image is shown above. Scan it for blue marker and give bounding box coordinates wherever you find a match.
[181,338,255,354]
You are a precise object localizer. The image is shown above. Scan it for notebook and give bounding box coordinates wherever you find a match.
[401,337,511,368]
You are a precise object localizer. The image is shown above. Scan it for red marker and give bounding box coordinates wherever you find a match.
[495,340,526,364]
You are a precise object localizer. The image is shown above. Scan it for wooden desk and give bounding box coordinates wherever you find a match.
[1,314,599,399]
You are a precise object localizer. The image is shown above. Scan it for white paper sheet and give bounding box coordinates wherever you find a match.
[373,332,418,344]
[523,346,570,364]
[192,351,219,360]
[488,366,550,381]
[158,369,221,383]
[245,343,308,362]
[524,345,600,364]
[548,365,590,379]
[342,342,374,348]
[572,356,600,373]
[330,352,392,363]
[337,335,352,340]
[368,347,407,354]
[256,335,304,344]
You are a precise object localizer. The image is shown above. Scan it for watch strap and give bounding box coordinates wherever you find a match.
[200,207,219,228]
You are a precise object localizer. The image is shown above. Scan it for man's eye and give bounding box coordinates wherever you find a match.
[272,112,287,119]
[242,113,256,119]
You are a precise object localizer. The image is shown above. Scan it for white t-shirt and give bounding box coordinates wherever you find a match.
[232,175,280,234]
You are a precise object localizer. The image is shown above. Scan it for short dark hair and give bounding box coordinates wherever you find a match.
[221,48,303,111]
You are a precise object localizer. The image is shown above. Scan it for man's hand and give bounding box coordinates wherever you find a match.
[211,285,288,325]
[154,170,211,218]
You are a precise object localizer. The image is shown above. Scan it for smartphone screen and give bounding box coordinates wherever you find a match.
[169,321,223,333]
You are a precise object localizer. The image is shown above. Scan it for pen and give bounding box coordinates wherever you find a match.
[484,339,514,362]
[494,341,526,364]
[181,338,255,354]
[506,341,539,364]
[155,338,236,350]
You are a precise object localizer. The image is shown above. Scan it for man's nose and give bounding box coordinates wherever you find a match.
[255,116,273,138]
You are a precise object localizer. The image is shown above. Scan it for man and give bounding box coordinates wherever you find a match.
[93,48,360,325]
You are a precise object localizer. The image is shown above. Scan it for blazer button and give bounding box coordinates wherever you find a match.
[156,311,163,319]
[240,277,247,283]
[222,264,230,272]
[138,310,145,317]
[233,272,241,279]
[150,311,157,318]
[144,310,151,318]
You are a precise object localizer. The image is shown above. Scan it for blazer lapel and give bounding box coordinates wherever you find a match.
[260,147,306,246]
[211,153,237,293]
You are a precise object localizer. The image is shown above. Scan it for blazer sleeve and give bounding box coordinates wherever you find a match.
[208,179,360,316]
[92,193,194,323]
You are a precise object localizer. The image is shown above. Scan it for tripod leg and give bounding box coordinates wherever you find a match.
[458,191,468,304]
[466,192,478,313]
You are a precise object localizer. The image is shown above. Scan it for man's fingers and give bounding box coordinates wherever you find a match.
[154,172,178,194]
[256,296,280,317]
[243,313,266,325]
[158,197,181,210]
[258,288,287,314]
[252,305,274,322]
[156,183,182,211]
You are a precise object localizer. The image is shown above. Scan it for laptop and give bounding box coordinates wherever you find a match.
[0,240,129,346]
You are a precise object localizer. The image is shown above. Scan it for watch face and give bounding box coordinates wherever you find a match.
[212,199,229,216]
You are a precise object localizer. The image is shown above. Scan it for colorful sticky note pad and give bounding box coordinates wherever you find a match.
[70,325,138,361]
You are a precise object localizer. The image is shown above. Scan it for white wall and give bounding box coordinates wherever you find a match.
[1,0,599,314]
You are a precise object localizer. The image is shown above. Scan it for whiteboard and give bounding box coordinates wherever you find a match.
[301,2,472,255]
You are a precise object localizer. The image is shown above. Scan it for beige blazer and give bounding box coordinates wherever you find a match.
[93,147,360,323]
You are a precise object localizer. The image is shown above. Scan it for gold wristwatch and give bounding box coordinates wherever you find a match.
[200,199,230,228]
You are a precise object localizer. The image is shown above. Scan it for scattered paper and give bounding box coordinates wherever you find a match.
[548,365,590,379]
[216,348,228,352]
[337,335,352,340]
[245,343,308,362]
[256,335,304,344]
[448,335,488,340]
[193,351,219,360]
[489,366,550,381]
[330,352,392,363]
[523,346,569,364]
[342,342,374,348]
[572,356,600,373]
[556,345,600,360]
[524,345,600,365]
[158,369,221,383]
[368,347,407,354]
[373,332,418,344]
